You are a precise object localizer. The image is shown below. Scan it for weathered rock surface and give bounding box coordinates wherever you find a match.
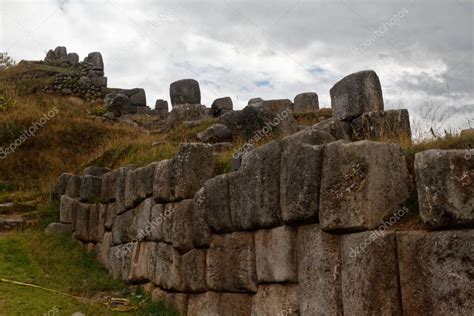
[330,70,384,121]
[415,149,474,229]
[187,292,252,316]
[155,99,169,117]
[297,224,342,316]
[255,226,297,282]
[197,123,233,143]
[313,118,352,140]
[397,230,474,316]
[181,249,207,292]
[206,232,257,293]
[320,140,411,232]
[294,92,319,112]
[211,96,233,117]
[251,284,298,316]
[165,104,207,129]
[84,52,104,70]
[341,231,401,315]
[229,142,282,230]
[55,173,73,199]
[45,222,72,235]
[80,175,102,203]
[170,79,201,106]
[65,175,82,198]
[280,142,324,223]
[60,195,76,223]
[351,109,411,141]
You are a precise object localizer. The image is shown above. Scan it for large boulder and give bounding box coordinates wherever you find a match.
[255,226,297,283]
[84,52,104,70]
[154,99,169,117]
[341,231,402,315]
[397,230,474,315]
[128,88,146,107]
[206,232,257,293]
[330,70,384,121]
[319,140,411,232]
[297,224,342,315]
[220,105,297,141]
[252,284,298,316]
[187,292,252,316]
[415,149,474,229]
[165,104,207,129]
[294,92,319,112]
[54,172,73,199]
[105,94,131,117]
[170,79,201,106]
[211,97,233,117]
[312,118,352,141]
[351,109,411,141]
[197,123,232,143]
[257,99,294,113]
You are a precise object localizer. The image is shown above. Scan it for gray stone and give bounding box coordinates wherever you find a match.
[197,174,233,234]
[280,142,324,223]
[95,232,112,268]
[133,198,154,241]
[197,123,233,143]
[78,76,91,88]
[84,52,104,70]
[192,188,211,248]
[206,232,257,293]
[88,203,106,242]
[60,195,77,223]
[320,140,411,232]
[73,202,90,241]
[341,231,401,315]
[281,125,336,146]
[255,226,297,283]
[330,70,384,121]
[312,118,352,140]
[115,166,137,214]
[211,97,233,117]
[181,249,207,293]
[170,79,201,106]
[103,202,115,231]
[397,230,474,316]
[153,143,214,202]
[108,245,125,279]
[128,241,155,283]
[149,203,165,242]
[129,88,146,107]
[80,175,102,203]
[187,292,253,316]
[155,99,169,116]
[100,170,117,203]
[248,97,264,106]
[171,199,194,252]
[294,92,319,112]
[415,149,474,229]
[351,109,411,141]
[165,104,207,129]
[297,224,342,316]
[251,284,299,316]
[112,209,135,245]
[258,99,294,113]
[54,46,67,59]
[91,76,107,88]
[157,242,183,291]
[45,222,72,235]
[220,105,296,141]
[106,94,131,117]
[65,53,79,64]
[55,172,73,199]
[229,142,282,230]
[83,166,111,177]
[65,175,82,198]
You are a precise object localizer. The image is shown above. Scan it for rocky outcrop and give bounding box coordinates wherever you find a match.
[211,97,233,117]
[294,92,319,112]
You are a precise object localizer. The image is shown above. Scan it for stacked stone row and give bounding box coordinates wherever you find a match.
[56,129,473,315]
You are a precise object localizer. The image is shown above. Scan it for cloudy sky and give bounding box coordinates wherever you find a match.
[1,0,473,137]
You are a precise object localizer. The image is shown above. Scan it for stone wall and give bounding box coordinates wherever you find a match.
[54,124,473,315]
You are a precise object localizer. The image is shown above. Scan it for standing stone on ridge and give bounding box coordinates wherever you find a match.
[155,99,169,116]
[170,79,201,106]
[84,52,104,70]
[330,70,384,121]
[211,97,233,117]
[54,46,67,59]
[294,92,319,112]
[65,53,79,64]
[128,88,146,107]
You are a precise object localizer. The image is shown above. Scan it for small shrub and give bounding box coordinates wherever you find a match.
[88,104,108,116]
[0,90,17,112]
